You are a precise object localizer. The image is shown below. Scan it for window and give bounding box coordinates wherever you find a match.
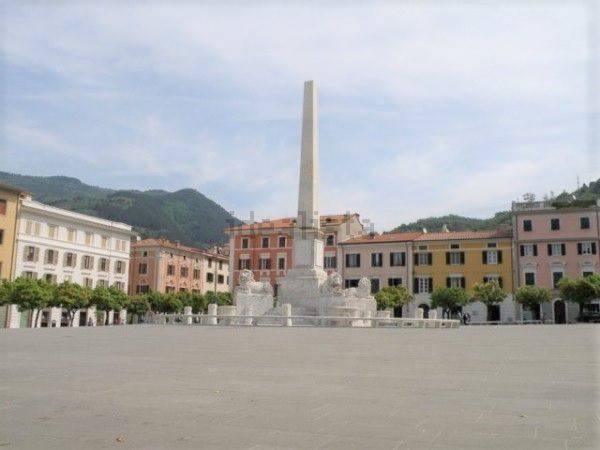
[167,264,175,276]
[218,261,223,270]
[138,262,147,274]
[447,276,465,289]
[208,258,213,268]
[22,271,37,279]
[48,225,57,239]
[241,238,249,249]
[114,281,125,292]
[416,252,432,266]
[84,278,94,288]
[0,229,3,244]
[450,243,460,249]
[552,272,563,288]
[390,252,405,267]
[278,236,286,247]
[97,279,109,288]
[580,217,590,229]
[583,271,594,278]
[239,259,250,270]
[82,255,94,270]
[550,218,560,231]
[324,256,336,269]
[44,273,57,284]
[193,269,201,280]
[418,245,428,251]
[67,229,76,242]
[165,286,175,293]
[548,243,565,256]
[578,242,597,255]
[180,267,189,277]
[115,260,124,274]
[24,246,38,262]
[45,249,58,265]
[524,272,536,286]
[520,244,537,257]
[415,277,432,294]
[345,253,360,268]
[142,251,148,257]
[261,237,269,248]
[259,258,271,270]
[101,236,109,249]
[85,232,93,246]
[447,251,464,265]
[483,275,503,288]
[206,273,214,282]
[0,199,6,215]
[345,279,359,288]
[278,257,286,270]
[218,274,225,284]
[523,220,532,232]
[326,235,335,246]
[388,278,402,287]
[98,258,109,272]
[370,279,380,294]
[136,285,149,294]
[371,253,383,267]
[484,250,502,265]
[64,252,76,268]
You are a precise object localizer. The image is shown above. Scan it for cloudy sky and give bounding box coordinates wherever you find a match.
[1,2,598,230]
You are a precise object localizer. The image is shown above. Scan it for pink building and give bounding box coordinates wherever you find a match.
[512,200,600,322]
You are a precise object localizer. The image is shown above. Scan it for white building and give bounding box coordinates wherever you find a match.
[6,196,134,328]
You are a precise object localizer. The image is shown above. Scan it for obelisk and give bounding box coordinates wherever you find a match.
[277,80,328,313]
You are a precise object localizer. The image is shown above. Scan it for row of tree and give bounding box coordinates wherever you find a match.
[373,275,600,319]
[0,277,232,327]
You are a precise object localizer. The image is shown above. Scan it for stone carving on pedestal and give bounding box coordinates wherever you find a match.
[233,269,274,316]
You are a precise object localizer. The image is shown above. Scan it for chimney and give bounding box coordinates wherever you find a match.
[422,227,428,234]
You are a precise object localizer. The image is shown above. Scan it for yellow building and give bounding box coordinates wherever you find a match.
[0,182,26,280]
[411,229,515,322]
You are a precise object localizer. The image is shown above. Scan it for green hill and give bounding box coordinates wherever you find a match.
[0,171,241,247]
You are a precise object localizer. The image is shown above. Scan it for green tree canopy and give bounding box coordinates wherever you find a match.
[0,279,14,306]
[9,278,54,327]
[52,281,90,326]
[558,275,600,316]
[374,285,413,311]
[472,281,507,306]
[515,285,552,313]
[91,286,124,325]
[430,287,472,317]
[127,295,151,318]
[146,291,165,313]
[161,294,183,314]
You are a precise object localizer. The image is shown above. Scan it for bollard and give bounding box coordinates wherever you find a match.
[207,303,218,325]
[244,306,253,326]
[415,308,424,319]
[282,303,292,327]
[429,310,437,320]
[183,306,193,325]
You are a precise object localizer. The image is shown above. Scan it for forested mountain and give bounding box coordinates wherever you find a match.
[390,178,600,233]
[0,172,242,247]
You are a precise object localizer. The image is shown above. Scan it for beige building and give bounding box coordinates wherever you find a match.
[0,183,26,280]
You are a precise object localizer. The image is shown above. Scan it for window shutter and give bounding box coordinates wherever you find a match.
[482,251,487,264]
[357,254,361,267]
[533,245,538,256]
[428,278,433,293]
[446,277,451,287]
[460,252,465,264]
[389,253,393,266]
[34,247,39,262]
[73,254,77,267]
[592,243,597,255]
[413,279,418,294]
[428,253,433,265]
[520,245,524,257]
[446,252,450,265]
[460,277,466,289]
[346,254,350,267]
[53,251,58,265]
[497,250,502,263]
[498,277,503,289]
[547,244,552,256]
[577,243,582,255]
[483,276,488,283]
[414,253,419,266]
[401,252,406,266]
[561,244,566,256]
[23,247,28,259]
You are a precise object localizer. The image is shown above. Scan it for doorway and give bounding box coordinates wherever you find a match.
[418,303,430,319]
[79,310,88,326]
[553,300,566,324]
[393,306,403,318]
[487,304,501,322]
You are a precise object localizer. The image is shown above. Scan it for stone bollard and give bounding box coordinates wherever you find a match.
[207,303,218,325]
[415,308,424,319]
[120,309,128,325]
[429,310,437,319]
[244,306,253,326]
[282,303,292,327]
[183,306,193,325]
[218,305,237,325]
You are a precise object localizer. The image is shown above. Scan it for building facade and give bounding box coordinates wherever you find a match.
[6,196,134,328]
[225,214,363,296]
[0,183,26,281]
[129,238,229,295]
[512,200,600,323]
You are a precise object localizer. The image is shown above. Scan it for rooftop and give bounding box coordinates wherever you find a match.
[133,238,228,260]
[341,231,422,245]
[225,213,359,233]
[415,229,512,241]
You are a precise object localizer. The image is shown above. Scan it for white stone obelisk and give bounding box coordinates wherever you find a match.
[277,81,328,313]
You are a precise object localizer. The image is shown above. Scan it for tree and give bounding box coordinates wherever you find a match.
[472,281,507,321]
[126,295,150,322]
[9,278,53,327]
[146,291,165,313]
[515,285,551,320]
[217,292,232,306]
[430,287,472,318]
[161,294,183,314]
[0,279,14,306]
[558,275,600,318]
[52,281,90,326]
[374,285,413,312]
[90,286,124,325]
[175,291,206,314]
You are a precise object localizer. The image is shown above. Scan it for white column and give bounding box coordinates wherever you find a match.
[207,303,217,325]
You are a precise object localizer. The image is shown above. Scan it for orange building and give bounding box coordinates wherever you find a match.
[225,214,363,296]
[128,238,229,295]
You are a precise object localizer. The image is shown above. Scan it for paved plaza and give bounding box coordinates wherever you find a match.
[1,325,599,449]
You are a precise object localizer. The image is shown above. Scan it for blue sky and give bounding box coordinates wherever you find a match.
[1,2,597,230]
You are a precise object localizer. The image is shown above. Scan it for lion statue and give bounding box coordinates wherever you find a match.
[357,278,372,298]
[319,272,344,296]
[236,269,273,295]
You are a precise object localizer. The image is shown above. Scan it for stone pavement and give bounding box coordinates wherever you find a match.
[0,325,598,449]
